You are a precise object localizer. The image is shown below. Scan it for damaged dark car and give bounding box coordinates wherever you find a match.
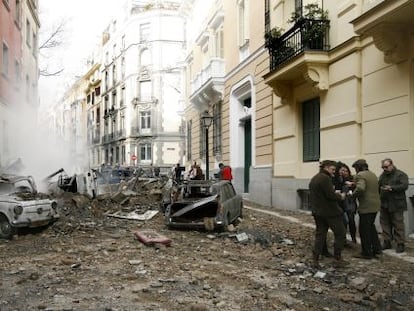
[0,174,59,239]
[165,180,243,231]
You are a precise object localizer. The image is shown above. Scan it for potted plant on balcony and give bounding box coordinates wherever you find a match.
[289,3,329,50]
[264,26,284,50]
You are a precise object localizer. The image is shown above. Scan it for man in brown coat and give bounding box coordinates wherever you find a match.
[351,159,382,259]
[309,160,347,268]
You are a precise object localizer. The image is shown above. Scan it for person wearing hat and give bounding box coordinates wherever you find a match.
[378,158,408,253]
[309,160,348,268]
[351,159,382,259]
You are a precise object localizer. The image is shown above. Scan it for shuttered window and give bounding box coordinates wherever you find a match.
[302,98,320,162]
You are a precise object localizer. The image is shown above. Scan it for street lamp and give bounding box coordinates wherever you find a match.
[201,111,213,180]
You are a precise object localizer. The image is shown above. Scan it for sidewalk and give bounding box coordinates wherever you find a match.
[244,204,414,264]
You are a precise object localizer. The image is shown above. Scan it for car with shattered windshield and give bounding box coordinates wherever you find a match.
[165,180,243,231]
[0,174,59,239]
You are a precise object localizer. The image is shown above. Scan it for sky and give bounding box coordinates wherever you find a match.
[38,0,122,108]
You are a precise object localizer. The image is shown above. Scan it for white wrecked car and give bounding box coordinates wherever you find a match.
[0,174,59,239]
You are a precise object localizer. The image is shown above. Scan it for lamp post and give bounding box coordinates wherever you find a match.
[201,111,213,180]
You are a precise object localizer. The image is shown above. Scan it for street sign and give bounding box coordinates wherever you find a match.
[131,155,137,161]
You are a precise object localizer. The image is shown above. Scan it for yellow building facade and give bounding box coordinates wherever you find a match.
[264,0,414,234]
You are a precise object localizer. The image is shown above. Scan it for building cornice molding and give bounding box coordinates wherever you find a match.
[368,23,409,64]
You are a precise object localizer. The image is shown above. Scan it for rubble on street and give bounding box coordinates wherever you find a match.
[0,172,413,310]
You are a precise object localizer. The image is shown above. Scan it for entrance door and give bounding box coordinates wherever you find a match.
[244,119,251,192]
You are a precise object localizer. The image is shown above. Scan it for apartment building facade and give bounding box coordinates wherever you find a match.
[182,0,273,204]
[264,0,414,233]
[93,0,185,168]
[0,0,39,166]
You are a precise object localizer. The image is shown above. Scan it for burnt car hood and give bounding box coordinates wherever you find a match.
[0,193,53,205]
[171,194,218,217]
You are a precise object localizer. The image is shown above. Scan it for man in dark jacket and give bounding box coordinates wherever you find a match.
[378,158,409,253]
[309,160,347,268]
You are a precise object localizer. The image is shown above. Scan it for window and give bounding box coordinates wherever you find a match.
[121,145,126,164]
[140,143,152,161]
[201,41,209,67]
[15,0,22,25]
[116,146,119,164]
[214,28,224,58]
[104,95,109,111]
[2,43,9,76]
[26,19,30,46]
[14,60,20,83]
[32,31,37,57]
[121,57,125,79]
[237,0,249,46]
[302,98,320,162]
[3,0,10,10]
[187,120,192,160]
[120,115,125,131]
[140,23,150,42]
[121,35,125,50]
[120,86,125,106]
[112,91,117,109]
[139,80,152,101]
[140,111,151,129]
[213,101,222,155]
[105,71,109,90]
[112,64,116,84]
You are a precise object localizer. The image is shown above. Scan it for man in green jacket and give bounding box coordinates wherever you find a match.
[309,160,347,268]
[378,158,409,253]
[351,159,382,259]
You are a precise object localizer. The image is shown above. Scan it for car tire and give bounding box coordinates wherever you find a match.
[0,214,16,240]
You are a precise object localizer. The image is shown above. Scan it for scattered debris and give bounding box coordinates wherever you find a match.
[134,230,172,247]
[107,209,158,221]
[235,232,249,243]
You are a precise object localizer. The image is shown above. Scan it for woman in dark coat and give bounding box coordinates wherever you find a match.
[333,162,357,244]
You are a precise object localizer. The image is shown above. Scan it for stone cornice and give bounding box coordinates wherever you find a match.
[368,23,409,64]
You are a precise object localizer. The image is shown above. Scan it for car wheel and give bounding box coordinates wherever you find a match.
[0,214,16,240]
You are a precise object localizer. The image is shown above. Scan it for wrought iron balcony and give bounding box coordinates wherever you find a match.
[265,19,330,72]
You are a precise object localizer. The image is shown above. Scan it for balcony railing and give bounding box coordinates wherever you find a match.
[266,19,330,72]
[190,58,225,94]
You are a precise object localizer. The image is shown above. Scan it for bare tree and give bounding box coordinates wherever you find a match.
[39,19,67,77]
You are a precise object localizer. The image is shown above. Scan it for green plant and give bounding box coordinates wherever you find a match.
[289,3,328,24]
[264,26,284,49]
[289,3,329,49]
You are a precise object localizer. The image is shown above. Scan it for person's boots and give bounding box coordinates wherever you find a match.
[396,243,405,253]
[382,240,392,250]
[321,242,333,257]
[333,254,349,268]
[312,252,321,268]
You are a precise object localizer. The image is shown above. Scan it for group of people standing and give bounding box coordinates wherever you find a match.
[171,161,233,182]
[310,158,409,268]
